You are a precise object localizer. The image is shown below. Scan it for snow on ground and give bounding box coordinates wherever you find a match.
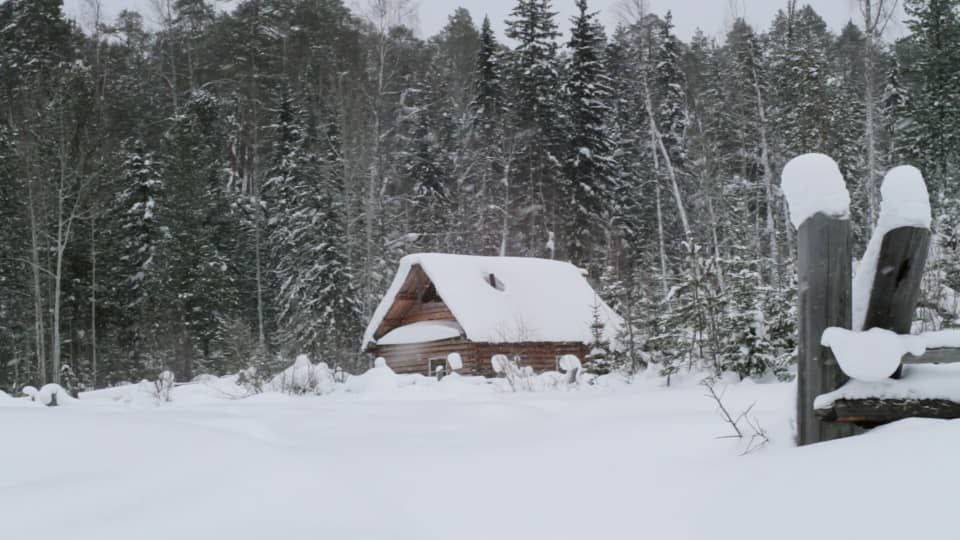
[2,372,959,540]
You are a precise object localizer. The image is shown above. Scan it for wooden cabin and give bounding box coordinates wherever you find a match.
[362,254,623,377]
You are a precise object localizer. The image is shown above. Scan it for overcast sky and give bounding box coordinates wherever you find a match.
[63,0,909,42]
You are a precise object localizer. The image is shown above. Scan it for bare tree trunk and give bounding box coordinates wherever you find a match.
[704,184,725,291]
[747,48,780,286]
[27,179,46,384]
[90,209,98,387]
[640,73,691,240]
[500,156,513,257]
[860,0,898,229]
[864,5,878,230]
[655,182,669,296]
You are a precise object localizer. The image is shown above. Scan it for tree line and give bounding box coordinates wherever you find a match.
[1,0,958,391]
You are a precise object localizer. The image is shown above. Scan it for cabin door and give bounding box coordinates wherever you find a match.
[428,357,447,378]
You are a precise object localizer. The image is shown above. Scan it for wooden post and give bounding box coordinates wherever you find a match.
[796,214,858,445]
[861,227,930,378]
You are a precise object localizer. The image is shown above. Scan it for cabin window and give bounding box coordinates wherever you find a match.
[421,283,442,303]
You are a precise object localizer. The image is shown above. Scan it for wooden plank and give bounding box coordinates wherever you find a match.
[904,348,960,365]
[796,213,858,445]
[862,226,931,378]
[816,398,960,428]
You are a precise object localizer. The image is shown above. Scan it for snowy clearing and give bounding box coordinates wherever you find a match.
[3,373,959,540]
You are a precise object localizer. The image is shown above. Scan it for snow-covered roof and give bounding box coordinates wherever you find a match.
[377,321,464,346]
[363,254,622,348]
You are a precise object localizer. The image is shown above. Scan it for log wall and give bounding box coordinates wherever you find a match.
[369,340,590,377]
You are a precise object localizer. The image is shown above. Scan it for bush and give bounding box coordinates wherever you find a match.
[267,355,335,395]
[154,371,175,402]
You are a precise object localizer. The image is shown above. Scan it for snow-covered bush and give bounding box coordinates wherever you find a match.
[23,384,75,407]
[59,364,81,397]
[447,353,463,371]
[558,354,582,385]
[21,386,38,401]
[153,371,175,402]
[491,354,535,392]
[346,358,399,394]
[268,355,335,395]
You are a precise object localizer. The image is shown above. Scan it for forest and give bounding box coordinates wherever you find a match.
[1,0,958,392]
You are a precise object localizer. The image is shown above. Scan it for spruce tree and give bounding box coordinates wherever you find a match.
[471,15,509,255]
[654,12,689,166]
[163,90,238,378]
[504,0,563,257]
[111,140,168,381]
[562,0,616,274]
[900,0,960,200]
[266,88,360,363]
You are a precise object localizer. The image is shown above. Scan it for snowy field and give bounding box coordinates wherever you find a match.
[2,372,958,540]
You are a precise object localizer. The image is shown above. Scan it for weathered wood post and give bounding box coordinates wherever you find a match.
[782,154,858,445]
[853,166,932,379]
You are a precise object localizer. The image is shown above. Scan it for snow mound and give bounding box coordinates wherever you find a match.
[781,153,850,229]
[447,352,463,371]
[853,165,931,330]
[268,355,335,395]
[558,354,582,373]
[347,359,399,394]
[37,384,75,406]
[822,327,926,382]
[21,385,39,400]
[437,372,490,393]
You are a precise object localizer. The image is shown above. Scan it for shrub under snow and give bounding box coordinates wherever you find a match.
[346,358,399,393]
[447,353,463,371]
[24,384,76,407]
[268,355,335,395]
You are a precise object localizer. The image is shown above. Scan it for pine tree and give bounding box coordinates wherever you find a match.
[504,0,563,257]
[0,123,31,390]
[606,24,655,272]
[562,0,616,274]
[471,16,509,255]
[472,16,505,134]
[719,263,774,380]
[111,140,168,381]
[900,0,960,201]
[163,90,238,378]
[654,12,689,166]
[266,88,361,363]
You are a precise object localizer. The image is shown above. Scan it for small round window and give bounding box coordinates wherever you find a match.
[485,273,505,292]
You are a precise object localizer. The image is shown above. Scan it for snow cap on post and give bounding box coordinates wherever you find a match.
[852,165,931,331]
[781,153,850,229]
[878,165,931,231]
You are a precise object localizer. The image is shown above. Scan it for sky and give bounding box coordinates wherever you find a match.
[63,0,910,42]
